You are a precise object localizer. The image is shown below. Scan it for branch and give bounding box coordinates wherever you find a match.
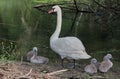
[33,4,54,8]
[93,0,120,14]
[25,68,32,76]
[34,5,94,14]
[33,3,73,8]
[73,0,79,12]
[93,0,107,9]
[44,69,68,79]
[78,10,94,13]
[47,69,68,76]
[15,68,32,79]
[117,0,120,5]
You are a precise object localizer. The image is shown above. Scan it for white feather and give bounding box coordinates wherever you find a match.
[49,5,91,60]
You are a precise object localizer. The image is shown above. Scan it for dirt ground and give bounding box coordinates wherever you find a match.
[0,60,120,79]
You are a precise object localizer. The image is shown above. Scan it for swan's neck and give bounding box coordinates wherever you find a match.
[50,9,62,41]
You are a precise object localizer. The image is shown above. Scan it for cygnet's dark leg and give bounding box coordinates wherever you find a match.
[61,58,64,67]
[73,59,76,68]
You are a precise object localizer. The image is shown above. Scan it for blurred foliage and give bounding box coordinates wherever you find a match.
[32,0,72,3]
[0,39,18,60]
[0,0,120,60]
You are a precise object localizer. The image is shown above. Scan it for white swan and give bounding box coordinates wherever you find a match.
[30,47,49,64]
[49,5,91,67]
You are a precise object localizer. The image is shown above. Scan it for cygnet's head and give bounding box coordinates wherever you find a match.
[33,47,37,53]
[106,54,112,58]
[48,5,61,13]
[91,58,97,64]
[104,53,112,60]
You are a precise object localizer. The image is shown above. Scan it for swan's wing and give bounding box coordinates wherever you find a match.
[52,37,85,52]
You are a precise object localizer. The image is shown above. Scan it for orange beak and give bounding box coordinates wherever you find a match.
[48,9,54,14]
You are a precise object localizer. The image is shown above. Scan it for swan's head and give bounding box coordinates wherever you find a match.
[33,47,37,53]
[48,5,61,14]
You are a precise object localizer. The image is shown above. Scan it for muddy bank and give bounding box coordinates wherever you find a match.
[0,60,119,79]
